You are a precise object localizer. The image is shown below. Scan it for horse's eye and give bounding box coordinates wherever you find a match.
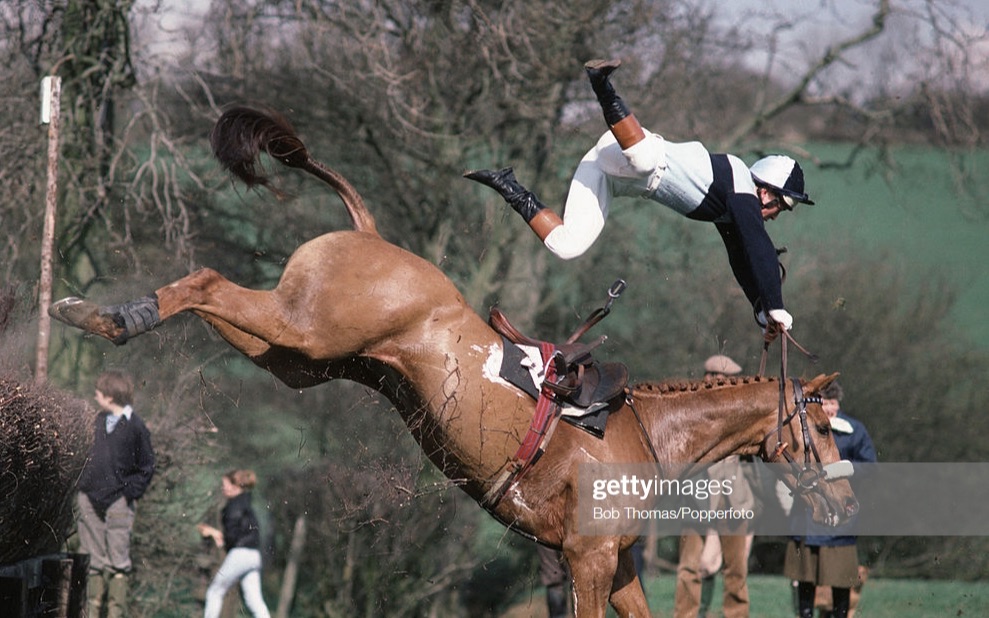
[816,423,830,436]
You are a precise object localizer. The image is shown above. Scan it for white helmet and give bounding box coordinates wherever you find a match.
[750,155,814,206]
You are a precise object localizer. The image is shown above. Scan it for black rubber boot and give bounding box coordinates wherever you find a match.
[797,581,816,618]
[464,167,547,223]
[831,586,851,618]
[584,58,630,126]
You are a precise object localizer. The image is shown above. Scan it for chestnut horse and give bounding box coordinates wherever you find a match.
[50,108,856,618]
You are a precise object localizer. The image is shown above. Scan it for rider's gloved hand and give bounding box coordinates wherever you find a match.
[768,309,793,331]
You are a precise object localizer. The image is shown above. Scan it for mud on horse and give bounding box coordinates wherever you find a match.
[50,107,857,618]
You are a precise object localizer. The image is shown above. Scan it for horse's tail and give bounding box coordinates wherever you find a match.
[210,106,378,235]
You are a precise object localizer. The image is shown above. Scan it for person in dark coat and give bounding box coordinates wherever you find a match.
[198,469,271,618]
[76,370,156,618]
[783,381,877,618]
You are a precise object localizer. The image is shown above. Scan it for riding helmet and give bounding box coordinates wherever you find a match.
[749,155,815,206]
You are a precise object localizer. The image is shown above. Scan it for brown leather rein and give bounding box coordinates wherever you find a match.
[760,329,836,520]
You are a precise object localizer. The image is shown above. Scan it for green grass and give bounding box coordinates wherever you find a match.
[504,573,989,617]
[637,573,989,617]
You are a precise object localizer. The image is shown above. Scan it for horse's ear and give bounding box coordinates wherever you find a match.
[804,372,840,394]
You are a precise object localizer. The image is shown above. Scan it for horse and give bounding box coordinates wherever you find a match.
[50,107,857,618]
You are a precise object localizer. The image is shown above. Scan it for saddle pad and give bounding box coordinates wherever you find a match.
[561,404,609,438]
[498,335,539,399]
[498,336,610,439]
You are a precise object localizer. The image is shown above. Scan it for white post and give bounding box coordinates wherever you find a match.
[35,76,61,386]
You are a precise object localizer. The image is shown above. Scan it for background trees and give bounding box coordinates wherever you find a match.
[2,0,989,614]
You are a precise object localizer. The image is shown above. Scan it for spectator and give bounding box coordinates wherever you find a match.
[76,370,156,618]
[783,381,876,618]
[537,545,569,618]
[675,355,755,618]
[198,469,272,618]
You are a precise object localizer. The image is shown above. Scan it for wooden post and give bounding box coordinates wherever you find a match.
[41,557,73,617]
[35,75,62,386]
[275,515,306,618]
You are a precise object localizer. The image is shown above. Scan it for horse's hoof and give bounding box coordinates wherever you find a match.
[49,297,126,344]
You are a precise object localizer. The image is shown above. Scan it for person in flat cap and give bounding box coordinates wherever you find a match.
[677,354,755,618]
[704,354,743,377]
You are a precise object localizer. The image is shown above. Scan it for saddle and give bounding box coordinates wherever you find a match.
[489,307,628,409]
[480,281,629,509]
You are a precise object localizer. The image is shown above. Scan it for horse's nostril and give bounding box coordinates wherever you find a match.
[845,498,859,517]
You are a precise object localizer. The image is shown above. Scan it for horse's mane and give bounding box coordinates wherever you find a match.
[629,374,777,399]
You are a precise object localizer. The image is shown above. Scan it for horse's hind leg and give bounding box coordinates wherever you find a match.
[50,268,292,358]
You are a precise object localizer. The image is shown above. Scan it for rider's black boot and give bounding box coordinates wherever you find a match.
[584,58,646,149]
[464,168,563,240]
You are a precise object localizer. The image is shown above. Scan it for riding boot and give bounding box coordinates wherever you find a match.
[584,58,646,149]
[796,581,816,618]
[545,583,568,618]
[106,572,129,618]
[830,586,851,618]
[463,168,562,240]
[87,570,106,617]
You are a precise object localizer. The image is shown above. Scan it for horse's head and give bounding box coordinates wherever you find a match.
[762,373,859,527]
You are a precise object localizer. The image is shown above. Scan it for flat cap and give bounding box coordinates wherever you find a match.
[704,354,742,376]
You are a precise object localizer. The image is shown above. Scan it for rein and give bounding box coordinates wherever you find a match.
[761,331,837,521]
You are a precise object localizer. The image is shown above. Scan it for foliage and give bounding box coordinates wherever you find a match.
[263,461,480,617]
[0,371,90,563]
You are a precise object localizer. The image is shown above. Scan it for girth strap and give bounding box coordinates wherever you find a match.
[482,342,563,509]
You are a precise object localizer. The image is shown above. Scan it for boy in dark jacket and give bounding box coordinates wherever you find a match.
[77,370,155,618]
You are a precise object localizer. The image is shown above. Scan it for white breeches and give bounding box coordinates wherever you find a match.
[543,131,667,260]
[204,548,270,618]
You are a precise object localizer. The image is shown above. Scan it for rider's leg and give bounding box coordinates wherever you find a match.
[463,167,562,241]
[585,59,646,149]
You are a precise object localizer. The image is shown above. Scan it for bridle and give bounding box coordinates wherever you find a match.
[765,377,828,496]
[760,330,843,524]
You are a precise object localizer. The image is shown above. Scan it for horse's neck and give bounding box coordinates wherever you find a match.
[647,380,784,464]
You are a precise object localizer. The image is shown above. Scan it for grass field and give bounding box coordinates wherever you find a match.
[500,573,989,617]
[771,145,989,351]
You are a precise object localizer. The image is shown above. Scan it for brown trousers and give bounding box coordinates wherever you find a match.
[674,528,750,618]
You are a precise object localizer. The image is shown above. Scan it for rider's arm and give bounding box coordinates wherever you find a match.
[716,192,784,312]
